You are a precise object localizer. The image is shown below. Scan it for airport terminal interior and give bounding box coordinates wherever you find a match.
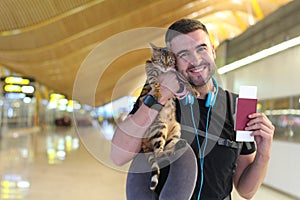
[1,0,300,199]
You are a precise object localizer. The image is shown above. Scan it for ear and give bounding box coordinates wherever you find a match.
[211,45,216,60]
[149,42,157,50]
[149,43,160,56]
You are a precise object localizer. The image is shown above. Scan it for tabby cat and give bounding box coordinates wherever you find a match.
[141,43,199,191]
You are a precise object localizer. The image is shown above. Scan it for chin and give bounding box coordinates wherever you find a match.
[191,80,205,87]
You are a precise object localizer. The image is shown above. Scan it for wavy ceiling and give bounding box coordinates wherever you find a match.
[0,0,293,106]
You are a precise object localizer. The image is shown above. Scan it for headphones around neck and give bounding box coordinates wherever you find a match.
[181,76,219,200]
[184,76,219,107]
[184,76,219,200]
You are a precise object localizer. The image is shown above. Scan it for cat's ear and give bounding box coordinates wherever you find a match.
[149,42,156,48]
[149,42,158,51]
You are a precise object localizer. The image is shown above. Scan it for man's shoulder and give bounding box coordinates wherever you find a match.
[222,88,238,97]
[221,88,238,103]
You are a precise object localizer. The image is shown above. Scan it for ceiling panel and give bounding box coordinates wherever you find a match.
[0,0,293,106]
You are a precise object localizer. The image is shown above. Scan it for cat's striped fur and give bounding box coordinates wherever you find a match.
[141,43,198,191]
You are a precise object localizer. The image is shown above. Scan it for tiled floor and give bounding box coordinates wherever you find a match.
[1,127,299,200]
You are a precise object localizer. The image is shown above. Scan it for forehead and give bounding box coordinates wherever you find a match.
[169,29,211,53]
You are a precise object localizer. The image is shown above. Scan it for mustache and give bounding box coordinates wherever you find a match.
[188,61,210,70]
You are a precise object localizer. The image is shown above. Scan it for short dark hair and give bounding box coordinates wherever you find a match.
[165,19,209,45]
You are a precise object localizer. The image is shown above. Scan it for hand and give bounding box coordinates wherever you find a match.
[245,113,275,158]
[157,70,180,104]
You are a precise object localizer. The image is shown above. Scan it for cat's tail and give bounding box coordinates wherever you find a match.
[146,152,160,191]
[147,153,171,191]
[150,169,159,191]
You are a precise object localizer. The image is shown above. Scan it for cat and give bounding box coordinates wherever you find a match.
[140,43,199,191]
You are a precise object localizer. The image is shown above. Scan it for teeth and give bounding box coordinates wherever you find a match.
[192,68,204,73]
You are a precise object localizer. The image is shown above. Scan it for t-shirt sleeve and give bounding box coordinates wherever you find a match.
[129,97,141,115]
[240,142,256,155]
[129,82,151,115]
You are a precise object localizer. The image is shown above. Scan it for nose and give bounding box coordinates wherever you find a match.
[188,52,202,67]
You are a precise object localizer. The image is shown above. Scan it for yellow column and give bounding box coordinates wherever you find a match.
[34,84,41,126]
[232,11,247,31]
[250,0,264,20]
[0,66,4,77]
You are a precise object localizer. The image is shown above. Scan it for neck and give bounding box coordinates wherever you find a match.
[196,79,215,99]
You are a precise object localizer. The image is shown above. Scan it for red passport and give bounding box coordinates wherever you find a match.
[235,98,257,130]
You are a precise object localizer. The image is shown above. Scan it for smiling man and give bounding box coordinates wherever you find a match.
[167,27,217,100]
[111,19,274,200]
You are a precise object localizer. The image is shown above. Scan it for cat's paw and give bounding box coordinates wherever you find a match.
[156,151,165,158]
[157,155,170,168]
[168,139,189,159]
[154,83,162,99]
[175,139,187,151]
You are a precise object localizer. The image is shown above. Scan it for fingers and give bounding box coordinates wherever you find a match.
[245,113,274,158]
[158,71,180,93]
[244,113,275,137]
[246,113,274,131]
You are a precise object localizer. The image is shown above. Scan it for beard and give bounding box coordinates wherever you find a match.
[184,63,216,88]
[188,75,206,87]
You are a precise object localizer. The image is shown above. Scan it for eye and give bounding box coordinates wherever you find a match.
[177,52,188,58]
[196,45,208,53]
[158,58,164,64]
[168,56,174,63]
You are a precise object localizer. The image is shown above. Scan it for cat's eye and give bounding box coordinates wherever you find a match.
[168,57,174,63]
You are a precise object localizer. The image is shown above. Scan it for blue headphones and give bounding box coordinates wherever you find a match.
[183,76,219,200]
[184,76,219,107]
[184,93,195,105]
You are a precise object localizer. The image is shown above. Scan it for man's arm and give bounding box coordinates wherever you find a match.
[110,71,180,166]
[110,103,160,166]
[233,113,274,199]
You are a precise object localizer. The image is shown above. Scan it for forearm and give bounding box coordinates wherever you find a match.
[110,103,159,166]
[236,153,270,199]
[110,73,177,166]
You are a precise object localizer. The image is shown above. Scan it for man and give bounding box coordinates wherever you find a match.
[111,19,274,199]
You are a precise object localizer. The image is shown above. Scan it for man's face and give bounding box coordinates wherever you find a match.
[169,29,216,87]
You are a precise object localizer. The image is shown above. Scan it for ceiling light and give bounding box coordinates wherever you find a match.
[22,85,35,94]
[4,76,30,85]
[232,0,242,4]
[215,12,227,18]
[23,97,32,104]
[218,35,300,74]
[4,85,21,92]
